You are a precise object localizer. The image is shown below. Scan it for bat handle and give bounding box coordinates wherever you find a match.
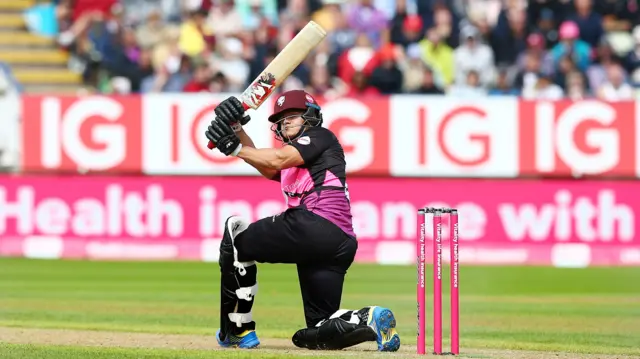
[207,101,251,150]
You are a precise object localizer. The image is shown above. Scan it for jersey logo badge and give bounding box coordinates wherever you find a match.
[277,96,285,107]
[297,136,311,145]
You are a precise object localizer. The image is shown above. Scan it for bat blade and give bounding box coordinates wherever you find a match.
[207,21,327,150]
[240,21,327,109]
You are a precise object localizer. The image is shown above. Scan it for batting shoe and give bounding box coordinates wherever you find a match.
[216,329,260,349]
[367,306,400,352]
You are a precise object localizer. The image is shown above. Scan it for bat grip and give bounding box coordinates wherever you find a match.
[207,101,251,150]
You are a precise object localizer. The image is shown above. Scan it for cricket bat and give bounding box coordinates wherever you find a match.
[208,21,327,149]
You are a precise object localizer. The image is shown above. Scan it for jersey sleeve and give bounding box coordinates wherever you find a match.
[289,129,333,164]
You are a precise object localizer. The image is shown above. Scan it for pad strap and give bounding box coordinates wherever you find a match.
[227,217,250,275]
[236,283,258,301]
[229,312,253,327]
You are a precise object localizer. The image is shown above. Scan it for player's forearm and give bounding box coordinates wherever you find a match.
[237,146,283,171]
[235,130,279,178]
[236,129,257,148]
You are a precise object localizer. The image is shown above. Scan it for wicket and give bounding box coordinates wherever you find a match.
[417,207,459,355]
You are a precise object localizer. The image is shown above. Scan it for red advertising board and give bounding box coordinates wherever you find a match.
[17,95,640,178]
[0,176,638,266]
[388,97,519,177]
[22,95,143,173]
[519,100,637,177]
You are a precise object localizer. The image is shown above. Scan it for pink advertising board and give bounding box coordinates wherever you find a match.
[0,176,638,266]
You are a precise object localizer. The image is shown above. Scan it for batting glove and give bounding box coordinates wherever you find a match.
[205,119,242,156]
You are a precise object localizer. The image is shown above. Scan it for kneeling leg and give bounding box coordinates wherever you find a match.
[218,216,259,344]
[291,308,376,350]
[292,306,400,352]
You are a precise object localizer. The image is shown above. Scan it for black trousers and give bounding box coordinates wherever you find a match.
[235,207,358,327]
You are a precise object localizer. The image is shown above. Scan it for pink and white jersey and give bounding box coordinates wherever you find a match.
[277,127,355,238]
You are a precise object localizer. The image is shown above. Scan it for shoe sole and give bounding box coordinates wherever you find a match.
[238,337,260,349]
[216,330,260,349]
[371,307,400,352]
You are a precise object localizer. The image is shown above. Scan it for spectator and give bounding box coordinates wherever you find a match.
[448,70,488,97]
[375,0,418,20]
[346,0,389,48]
[389,1,419,47]
[565,70,590,99]
[69,25,104,89]
[390,14,424,49]
[526,0,571,29]
[91,25,143,91]
[369,44,404,94]
[596,63,634,101]
[398,45,429,92]
[524,73,564,99]
[418,27,454,86]
[554,55,579,90]
[516,33,554,75]
[550,21,591,72]
[346,71,379,96]
[595,0,640,32]
[141,54,192,93]
[491,7,528,66]
[337,33,379,86]
[71,0,118,22]
[236,0,278,31]
[210,71,229,92]
[133,48,155,90]
[567,0,604,48]
[454,26,495,87]
[412,66,444,94]
[586,36,623,92]
[533,8,559,50]
[306,64,331,96]
[210,37,250,92]
[135,10,168,50]
[311,0,342,33]
[325,5,357,55]
[183,57,212,92]
[463,0,503,30]
[514,50,545,94]
[306,65,347,99]
[151,26,181,76]
[179,9,213,58]
[25,0,636,98]
[489,67,519,95]
[624,26,640,82]
[207,0,243,37]
[464,7,493,45]
[431,3,459,49]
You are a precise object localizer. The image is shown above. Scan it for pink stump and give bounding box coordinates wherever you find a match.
[433,210,442,354]
[417,209,426,354]
[450,210,459,354]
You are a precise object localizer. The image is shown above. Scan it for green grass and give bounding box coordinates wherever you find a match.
[0,258,639,358]
[0,343,319,359]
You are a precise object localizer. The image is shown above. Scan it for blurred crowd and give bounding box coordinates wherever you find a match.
[46,0,640,99]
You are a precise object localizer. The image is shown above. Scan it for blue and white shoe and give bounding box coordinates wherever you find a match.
[366,306,400,352]
[216,329,260,349]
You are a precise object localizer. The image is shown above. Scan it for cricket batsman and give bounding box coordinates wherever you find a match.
[204,90,400,351]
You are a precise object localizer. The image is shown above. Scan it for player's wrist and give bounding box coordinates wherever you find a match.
[231,143,243,156]
[231,122,242,133]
